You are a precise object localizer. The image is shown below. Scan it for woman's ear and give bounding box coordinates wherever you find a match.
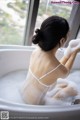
[60,38,66,47]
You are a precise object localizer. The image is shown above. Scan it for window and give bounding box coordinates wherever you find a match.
[0,0,29,45]
[35,0,73,29]
[77,27,80,38]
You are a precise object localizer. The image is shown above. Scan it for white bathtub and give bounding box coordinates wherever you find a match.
[0,45,80,120]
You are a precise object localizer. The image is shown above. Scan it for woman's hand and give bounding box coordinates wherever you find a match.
[60,39,80,72]
[74,47,80,53]
[64,39,80,58]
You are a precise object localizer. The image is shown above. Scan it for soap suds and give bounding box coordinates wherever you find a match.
[0,70,27,104]
[0,70,80,106]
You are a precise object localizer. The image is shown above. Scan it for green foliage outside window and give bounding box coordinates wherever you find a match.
[0,0,72,45]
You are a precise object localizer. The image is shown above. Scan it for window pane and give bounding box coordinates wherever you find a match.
[35,0,73,29]
[77,28,80,38]
[0,0,29,45]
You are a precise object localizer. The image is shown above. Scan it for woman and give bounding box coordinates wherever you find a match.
[21,16,80,105]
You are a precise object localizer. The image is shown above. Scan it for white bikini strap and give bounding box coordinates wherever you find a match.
[39,64,61,80]
[29,68,50,88]
[29,63,61,87]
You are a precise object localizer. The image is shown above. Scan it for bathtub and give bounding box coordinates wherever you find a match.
[0,45,80,120]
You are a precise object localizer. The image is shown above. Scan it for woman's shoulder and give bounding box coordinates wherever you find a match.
[58,63,69,78]
[50,57,69,78]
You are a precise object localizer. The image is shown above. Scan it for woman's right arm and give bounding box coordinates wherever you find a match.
[60,49,80,75]
[64,51,77,70]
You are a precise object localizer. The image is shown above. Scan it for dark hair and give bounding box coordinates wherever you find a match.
[32,16,69,51]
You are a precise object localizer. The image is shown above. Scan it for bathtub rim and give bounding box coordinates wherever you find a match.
[0,97,80,113]
[0,45,80,112]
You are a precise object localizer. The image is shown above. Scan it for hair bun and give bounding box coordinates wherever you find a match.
[35,29,41,34]
[32,28,43,44]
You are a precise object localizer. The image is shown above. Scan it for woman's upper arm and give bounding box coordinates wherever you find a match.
[59,64,70,78]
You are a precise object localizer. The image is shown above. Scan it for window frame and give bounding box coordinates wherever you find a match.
[24,0,80,46]
[65,2,80,46]
[24,0,39,45]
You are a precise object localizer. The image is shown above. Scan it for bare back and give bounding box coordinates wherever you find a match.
[29,47,67,85]
[21,47,68,104]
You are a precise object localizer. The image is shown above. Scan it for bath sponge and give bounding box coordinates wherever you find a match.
[64,39,80,58]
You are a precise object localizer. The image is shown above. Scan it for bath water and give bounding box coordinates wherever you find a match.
[0,70,80,105]
[44,70,80,106]
[0,70,27,104]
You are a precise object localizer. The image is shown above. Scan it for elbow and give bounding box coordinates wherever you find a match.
[62,68,70,78]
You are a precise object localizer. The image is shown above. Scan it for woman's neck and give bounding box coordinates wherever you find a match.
[38,47,59,58]
[38,46,59,57]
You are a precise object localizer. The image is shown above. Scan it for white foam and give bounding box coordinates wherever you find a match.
[44,70,80,106]
[0,70,27,104]
[0,70,80,106]
[64,39,80,58]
